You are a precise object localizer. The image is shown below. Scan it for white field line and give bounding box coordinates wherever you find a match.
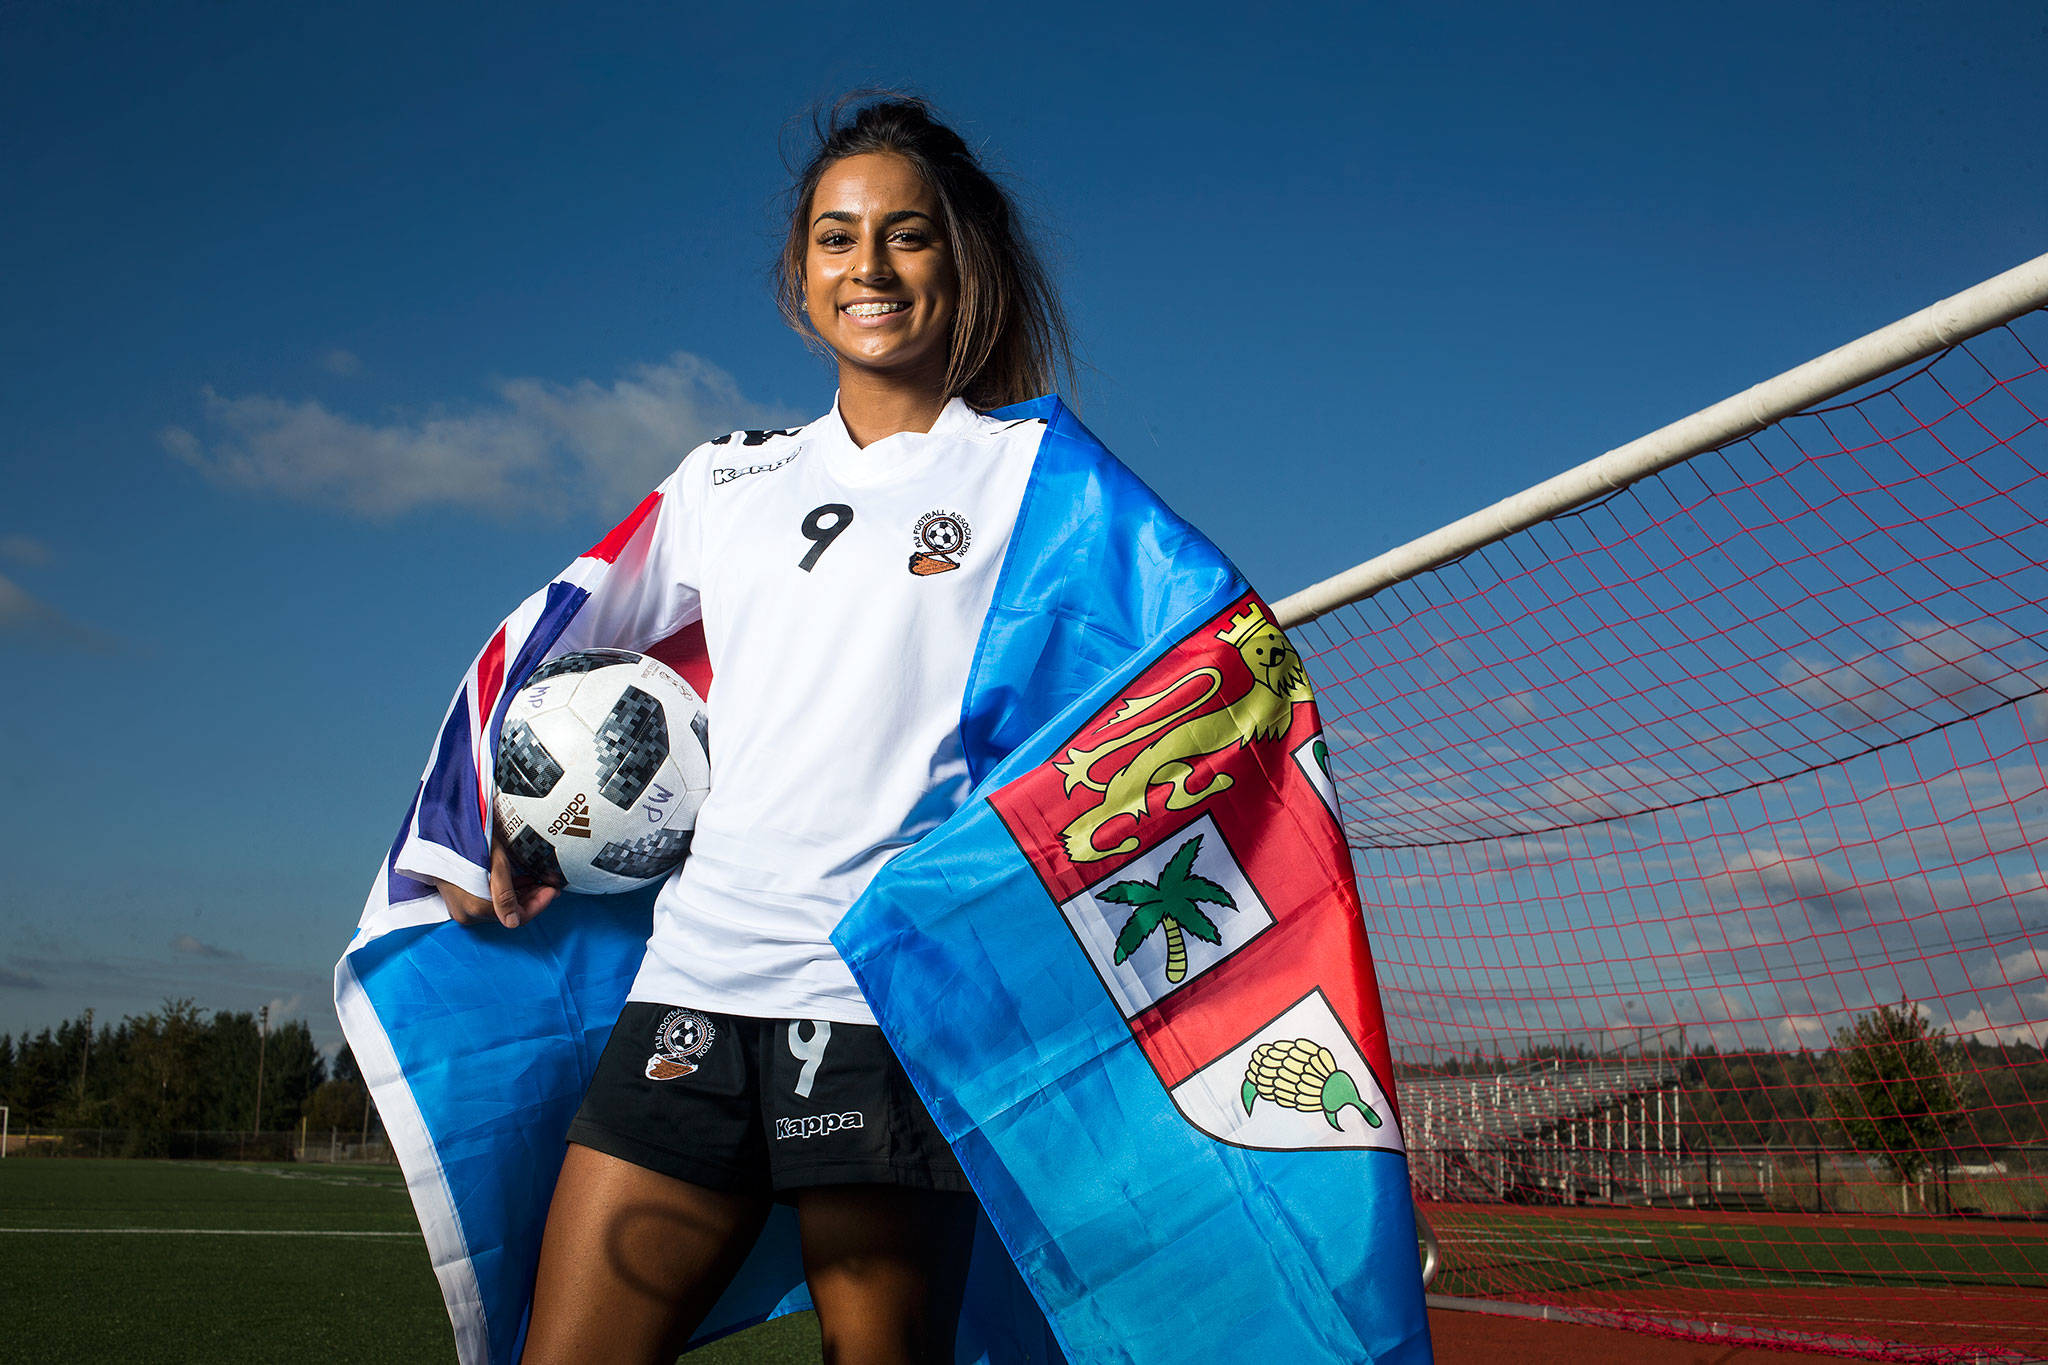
[1758,1313,2034,1329]
[187,1162,404,1191]
[1668,1265,1843,1290]
[0,1226,418,1238]
[1449,1234,1655,1246]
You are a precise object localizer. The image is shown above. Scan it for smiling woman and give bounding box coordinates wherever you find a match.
[774,97,1071,441]
[494,95,1086,1365]
[347,88,1428,1365]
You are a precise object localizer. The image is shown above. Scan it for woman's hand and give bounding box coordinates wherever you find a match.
[435,839,562,929]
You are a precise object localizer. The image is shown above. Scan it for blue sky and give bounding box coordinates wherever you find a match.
[2,0,2043,1051]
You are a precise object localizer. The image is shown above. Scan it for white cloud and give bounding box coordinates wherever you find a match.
[0,534,50,566]
[1780,615,2048,741]
[320,348,363,377]
[163,351,798,517]
[0,572,116,652]
[171,934,242,961]
[0,572,41,627]
[1942,951,2048,1045]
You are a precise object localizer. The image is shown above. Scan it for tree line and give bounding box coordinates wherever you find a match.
[0,1001,373,1151]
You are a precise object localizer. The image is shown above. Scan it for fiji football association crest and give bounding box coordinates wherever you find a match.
[991,592,1402,1154]
[644,1008,715,1080]
[908,509,972,575]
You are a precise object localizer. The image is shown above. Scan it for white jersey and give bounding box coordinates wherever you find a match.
[564,397,1046,1024]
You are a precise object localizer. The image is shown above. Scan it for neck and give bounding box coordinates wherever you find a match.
[835,366,951,448]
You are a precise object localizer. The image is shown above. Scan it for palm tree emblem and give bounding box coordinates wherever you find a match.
[1100,834,1239,984]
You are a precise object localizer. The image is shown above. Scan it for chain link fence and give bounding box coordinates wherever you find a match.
[2,1126,393,1163]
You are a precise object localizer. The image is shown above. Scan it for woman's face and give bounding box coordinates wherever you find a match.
[803,152,959,393]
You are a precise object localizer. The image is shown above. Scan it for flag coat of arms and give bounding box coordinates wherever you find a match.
[336,397,1430,1364]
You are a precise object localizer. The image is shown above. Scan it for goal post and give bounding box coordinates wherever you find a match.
[1274,250,2048,630]
[1283,252,2048,1362]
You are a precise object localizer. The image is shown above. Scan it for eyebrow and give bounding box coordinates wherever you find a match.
[811,209,937,229]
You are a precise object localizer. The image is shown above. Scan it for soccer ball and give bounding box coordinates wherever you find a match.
[492,649,711,895]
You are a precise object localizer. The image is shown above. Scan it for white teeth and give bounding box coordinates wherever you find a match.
[844,302,908,317]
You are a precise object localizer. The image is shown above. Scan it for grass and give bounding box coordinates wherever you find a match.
[0,1159,820,1364]
[9,1160,2041,1361]
[1428,1204,2048,1301]
[1425,1206,2048,1359]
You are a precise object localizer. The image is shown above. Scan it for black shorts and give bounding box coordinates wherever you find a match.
[566,1001,970,1199]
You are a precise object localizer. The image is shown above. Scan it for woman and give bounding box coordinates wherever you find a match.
[431,96,1074,1365]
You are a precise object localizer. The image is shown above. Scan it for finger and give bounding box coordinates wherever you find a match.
[519,884,560,920]
[489,855,525,928]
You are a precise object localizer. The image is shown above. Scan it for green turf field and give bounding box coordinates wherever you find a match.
[0,1160,821,1364]
[1427,1206,2048,1299]
[10,1162,2043,1362]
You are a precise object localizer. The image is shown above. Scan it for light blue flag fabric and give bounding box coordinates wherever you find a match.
[336,397,1427,1364]
[840,399,1430,1363]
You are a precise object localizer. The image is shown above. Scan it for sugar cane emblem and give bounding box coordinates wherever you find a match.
[1242,1038,1383,1131]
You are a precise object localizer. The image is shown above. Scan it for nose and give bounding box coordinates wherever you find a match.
[851,236,894,286]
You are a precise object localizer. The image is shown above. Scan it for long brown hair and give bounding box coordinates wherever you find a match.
[775,94,1074,410]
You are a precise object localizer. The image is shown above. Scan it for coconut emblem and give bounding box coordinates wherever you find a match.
[1240,1038,1383,1131]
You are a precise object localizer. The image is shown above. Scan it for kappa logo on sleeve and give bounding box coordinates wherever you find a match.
[774,1110,866,1140]
[711,449,803,485]
[644,1008,716,1080]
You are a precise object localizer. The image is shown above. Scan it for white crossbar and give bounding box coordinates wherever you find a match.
[1273,251,2048,628]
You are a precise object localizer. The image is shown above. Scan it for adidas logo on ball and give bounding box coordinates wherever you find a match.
[548,793,592,839]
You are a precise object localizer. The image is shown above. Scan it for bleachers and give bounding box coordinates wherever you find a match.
[1400,1058,1686,1203]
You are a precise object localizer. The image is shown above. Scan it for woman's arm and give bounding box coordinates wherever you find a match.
[398,455,709,927]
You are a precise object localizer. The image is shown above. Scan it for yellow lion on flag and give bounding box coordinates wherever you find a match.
[1057,604,1313,863]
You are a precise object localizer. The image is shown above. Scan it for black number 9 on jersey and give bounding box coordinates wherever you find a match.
[798,504,854,572]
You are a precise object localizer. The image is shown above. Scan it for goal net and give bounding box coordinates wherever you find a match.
[1286,261,2048,1361]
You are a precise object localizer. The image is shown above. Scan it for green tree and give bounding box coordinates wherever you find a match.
[202,1011,328,1130]
[258,1019,327,1130]
[115,1000,210,1151]
[302,1078,369,1136]
[305,1043,377,1144]
[44,1012,116,1127]
[1099,835,1238,985]
[12,1028,66,1126]
[204,1010,266,1130]
[1825,1000,1964,1205]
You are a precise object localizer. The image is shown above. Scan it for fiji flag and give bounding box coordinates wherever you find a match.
[842,398,1429,1363]
[337,398,1429,1364]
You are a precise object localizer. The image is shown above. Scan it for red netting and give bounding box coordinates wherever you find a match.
[1296,311,2048,1362]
